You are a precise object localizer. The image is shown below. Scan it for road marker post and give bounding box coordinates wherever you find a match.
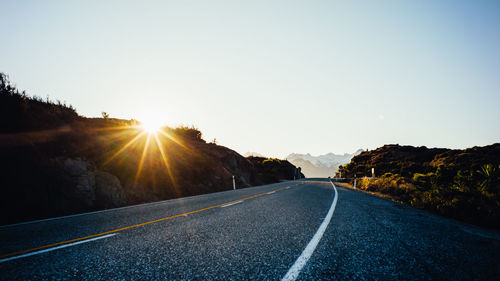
[232,175,236,190]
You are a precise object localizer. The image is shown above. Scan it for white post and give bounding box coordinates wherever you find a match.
[372,168,375,178]
[354,175,356,190]
[232,175,236,190]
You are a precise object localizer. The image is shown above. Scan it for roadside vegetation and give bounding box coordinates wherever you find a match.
[338,144,500,229]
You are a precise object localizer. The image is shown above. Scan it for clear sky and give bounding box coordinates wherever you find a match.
[2,0,500,158]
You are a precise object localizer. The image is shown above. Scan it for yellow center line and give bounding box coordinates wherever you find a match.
[1,183,303,259]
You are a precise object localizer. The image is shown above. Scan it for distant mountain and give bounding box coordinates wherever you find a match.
[286,150,363,177]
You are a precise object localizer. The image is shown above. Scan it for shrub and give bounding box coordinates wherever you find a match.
[263,158,281,164]
[478,164,499,195]
[173,126,203,141]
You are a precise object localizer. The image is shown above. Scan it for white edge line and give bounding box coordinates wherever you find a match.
[267,191,276,194]
[220,201,243,208]
[281,181,338,281]
[0,233,117,263]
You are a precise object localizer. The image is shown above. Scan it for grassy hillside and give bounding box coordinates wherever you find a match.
[338,144,500,228]
[0,73,300,225]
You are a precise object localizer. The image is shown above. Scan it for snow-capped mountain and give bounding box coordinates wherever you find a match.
[286,149,363,177]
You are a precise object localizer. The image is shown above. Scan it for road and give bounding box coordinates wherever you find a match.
[1,179,499,280]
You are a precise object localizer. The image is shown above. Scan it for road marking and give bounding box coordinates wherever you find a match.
[267,191,276,194]
[0,198,172,229]
[0,234,117,263]
[1,182,287,229]
[282,181,338,281]
[220,200,243,208]
[0,182,304,261]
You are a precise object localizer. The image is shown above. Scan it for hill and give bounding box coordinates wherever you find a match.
[0,73,302,225]
[337,144,500,228]
[287,150,363,177]
[246,157,304,183]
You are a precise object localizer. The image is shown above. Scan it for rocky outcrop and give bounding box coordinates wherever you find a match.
[340,145,450,178]
[206,144,256,187]
[45,158,126,211]
[95,171,126,209]
[48,157,96,210]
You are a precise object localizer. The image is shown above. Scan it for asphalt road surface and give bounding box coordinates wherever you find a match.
[1,179,499,280]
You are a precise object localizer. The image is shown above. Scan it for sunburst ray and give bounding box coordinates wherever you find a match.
[157,129,189,150]
[104,131,146,165]
[134,133,152,186]
[153,133,180,196]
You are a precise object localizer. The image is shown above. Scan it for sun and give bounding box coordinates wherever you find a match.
[140,119,163,134]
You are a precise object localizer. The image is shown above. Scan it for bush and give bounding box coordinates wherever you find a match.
[263,158,281,164]
[358,167,499,228]
[172,126,203,141]
[0,73,80,133]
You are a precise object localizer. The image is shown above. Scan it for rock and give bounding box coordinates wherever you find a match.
[95,171,126,209]
[47,157,96,210]
[47,158,127,210]
[63,158,95,193]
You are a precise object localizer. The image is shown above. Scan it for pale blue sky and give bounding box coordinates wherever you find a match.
[2,0,499,158]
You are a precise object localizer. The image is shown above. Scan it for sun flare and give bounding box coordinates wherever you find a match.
[102,114,189,188]
[141,120,163,134]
